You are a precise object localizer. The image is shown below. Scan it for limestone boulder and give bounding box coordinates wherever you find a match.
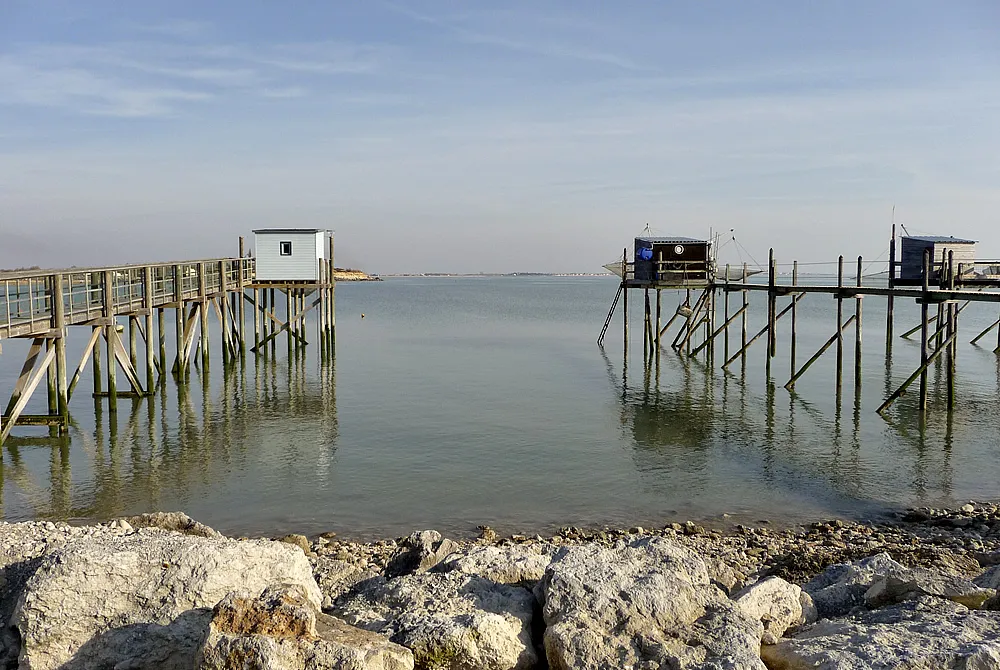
[536,537,766,670]
[312,557,380,609]
[864,565,995,610]
[761,596,1000,669]
[383,530,460,578]
[332,571,537,670]
[432,543,557,586]
[196,584,413,670]
[13,529,322,670]
[802,553,908,618]
[733,576,815,644]
[124,511,222,538]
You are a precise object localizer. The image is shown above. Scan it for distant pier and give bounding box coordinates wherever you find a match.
[0,234,336,444]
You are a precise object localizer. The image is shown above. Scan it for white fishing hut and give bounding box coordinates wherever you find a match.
[253,228,333,282]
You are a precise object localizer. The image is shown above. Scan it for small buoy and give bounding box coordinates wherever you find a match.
[361,313,365,318]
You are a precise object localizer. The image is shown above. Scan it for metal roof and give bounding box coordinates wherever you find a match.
[903,235,976,244]
[253,228,331,234]
[635,236,708,244]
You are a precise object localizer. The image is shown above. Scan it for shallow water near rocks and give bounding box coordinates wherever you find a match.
[1,276,999,538]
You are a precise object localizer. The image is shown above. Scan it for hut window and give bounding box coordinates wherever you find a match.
[279,241,292,256]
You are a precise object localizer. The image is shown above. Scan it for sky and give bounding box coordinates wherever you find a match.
[1,1,999,274]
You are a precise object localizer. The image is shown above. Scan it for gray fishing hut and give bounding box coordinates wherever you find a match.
[631,236,713,287]
[895,235,977,286]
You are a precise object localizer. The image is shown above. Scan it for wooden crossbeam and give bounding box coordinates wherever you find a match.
[784,314,857,390]
[110,328,146,394]
[1,346,56,442]
[722,292,806,370]
[67,327,102,401]
[242,293,307,345]
[250,298,319,352]
[689,304,748,357]
[4,338,44,417]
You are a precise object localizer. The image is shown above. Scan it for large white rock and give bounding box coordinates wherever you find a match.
[433,544,557,586]
[761,596,1000,669]
[332,571,537,670]
[383,530,460,578]
[802,553,908,618]
[864,566,995,610]
[196,584,414,670]
[536,537,766,670]
[733,576,815,644]
[13,529,322,670]
[312,557,380,610]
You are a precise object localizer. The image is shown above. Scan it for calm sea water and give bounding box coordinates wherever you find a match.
[1,276,999,538]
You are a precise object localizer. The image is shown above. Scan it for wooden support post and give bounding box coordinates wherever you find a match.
[785,314,858,390]
[173,264,184,376]
[270,288,277,353]
[970,318,1000,346]
[144,267,155,392]
[128,315,138,373]
[253,287,261,348]
[53,273,69,420]
[947,251,955,410]
[0,346,56,443]
[724,265,731,360]
[835,256,844,396]
[672,290,709,349]
[790,260,798,380]
[623,249,629,355]
[886,222,896,355]
[329,235,336,347]
[766,250,776,379]
[219,261,230,365]
[286,289,294,356]
[919,249,931,412]
[157,308,166,378]
[642,288,650,356]
[93,326,103,395]
[741,263,748,363]
[199,263,210,370]
[46,338,57,415]
[655,289,661,354]
[238,241,246,352]
[103,270,117,412]
[855,256,863,391]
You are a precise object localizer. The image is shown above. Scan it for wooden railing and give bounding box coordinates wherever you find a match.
[0,258,255,339]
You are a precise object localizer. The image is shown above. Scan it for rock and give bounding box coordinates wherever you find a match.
[196,584,414,670]
[802,553,908,618]
[536,537,766,670]
[865,565,995,610]
[125,511,222,538]
[433,544,557,586]
[962,504,977,514]
[332,571,537,670]
[280,534,314,555]
[312,557,380,609]
[976,565,1000,591]
[13,529,321,670]
[478,526,498,543]
[761,596,1000,669]
[384,530,460,578]
[733,576,813,644]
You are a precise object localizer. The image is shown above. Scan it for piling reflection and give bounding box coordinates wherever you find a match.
[0,349,336,522]
[605,341,977,515]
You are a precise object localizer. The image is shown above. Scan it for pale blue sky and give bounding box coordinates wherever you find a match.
[2,1,999,273]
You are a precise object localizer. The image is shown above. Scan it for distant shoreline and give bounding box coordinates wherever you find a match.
[378,272,615,278]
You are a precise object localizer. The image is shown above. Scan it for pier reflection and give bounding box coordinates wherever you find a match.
[607,346,980,517]
[0,349,337,522]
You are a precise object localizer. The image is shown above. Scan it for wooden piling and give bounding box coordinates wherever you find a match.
[53,273,68,420]
[766,249,776,378]
[286,289,294,356]
[219,261,230,365]
[622,249,629,355]
[655,289,661,354]
[791,261,798,380]
[238,240,246,352]
[103,270,117,412]
[724,264,731,360]
[199,263,210,371]
[144,267,155,392]
[947,251,955,409]
[836,256,844,395]
[855,256,863,391]
[157,308,166,378]
[173,265,184,376]
[919,249,931,412]
[886,222,896,355]
[741,263,748,363]
[93,326,102,395]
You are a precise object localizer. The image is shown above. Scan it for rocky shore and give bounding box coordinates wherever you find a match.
[2,504,1000,668]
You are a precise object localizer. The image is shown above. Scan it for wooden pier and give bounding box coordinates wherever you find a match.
[599,227,1000,416]
[0,236,336,444]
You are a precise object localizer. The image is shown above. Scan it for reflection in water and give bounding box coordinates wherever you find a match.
[605,341,986,519]
[0,350,336,523]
